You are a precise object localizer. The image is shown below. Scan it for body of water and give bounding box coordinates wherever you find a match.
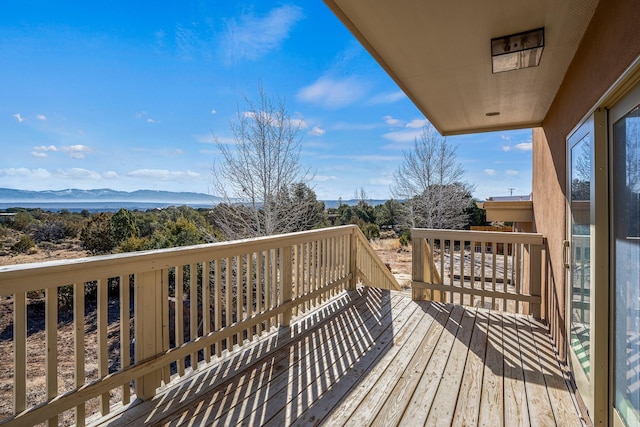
[0,201,215,213]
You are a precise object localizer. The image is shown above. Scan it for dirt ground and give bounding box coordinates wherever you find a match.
[0,237,412,425]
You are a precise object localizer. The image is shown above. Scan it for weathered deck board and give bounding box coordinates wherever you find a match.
[91,288,584,427]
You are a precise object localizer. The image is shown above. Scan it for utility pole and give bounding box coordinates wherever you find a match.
[508,187,515,196]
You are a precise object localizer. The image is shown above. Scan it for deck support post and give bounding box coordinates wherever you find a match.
[134,270,162,400]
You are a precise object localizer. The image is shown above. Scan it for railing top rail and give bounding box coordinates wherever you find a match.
[0,225,359,296]
[411,228,544,245]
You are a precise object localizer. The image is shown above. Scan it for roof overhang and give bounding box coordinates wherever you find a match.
[325,0,599,135]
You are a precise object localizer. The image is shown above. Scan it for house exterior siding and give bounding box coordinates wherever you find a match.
[534,0,640,361]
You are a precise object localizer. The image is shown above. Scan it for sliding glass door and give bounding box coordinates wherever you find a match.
[611,89,640,427]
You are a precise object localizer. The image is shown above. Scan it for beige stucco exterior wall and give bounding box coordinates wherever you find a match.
[534,0,640,359]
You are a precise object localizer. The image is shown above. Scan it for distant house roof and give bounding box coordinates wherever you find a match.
[486,195,532,202]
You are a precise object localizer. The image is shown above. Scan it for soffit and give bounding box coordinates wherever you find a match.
[325,0,599,135]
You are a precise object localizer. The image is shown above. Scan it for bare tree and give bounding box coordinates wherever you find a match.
[391,124,473,230]
[211,87,320,239]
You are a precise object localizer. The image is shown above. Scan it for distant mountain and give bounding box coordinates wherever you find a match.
[0,188,220,203]
[0,188,391,208]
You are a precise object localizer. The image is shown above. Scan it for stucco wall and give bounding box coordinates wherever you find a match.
[535,0,640,359]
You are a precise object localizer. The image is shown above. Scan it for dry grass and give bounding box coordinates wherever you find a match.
[369,238,402,251]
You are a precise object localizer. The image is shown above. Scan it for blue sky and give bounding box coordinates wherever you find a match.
[0,1,532,200]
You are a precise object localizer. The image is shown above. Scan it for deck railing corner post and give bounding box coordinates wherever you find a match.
[348,229,357,290]
[134,270,162,401]
[411,229,424,301]
[529,243,543,318]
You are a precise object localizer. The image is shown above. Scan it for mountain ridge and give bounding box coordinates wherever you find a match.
[0,188,219,203]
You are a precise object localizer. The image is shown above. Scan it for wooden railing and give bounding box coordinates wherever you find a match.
[411,228,544,316]
[0,225,399,426]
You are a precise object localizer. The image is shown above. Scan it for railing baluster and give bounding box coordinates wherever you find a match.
[254,254,262,337]
[282,246,292,326]
[481,241,486,309]
[503,241,508,312]
[470,238,476,307]
[72,283,85,425]
[225,257,232,351]
[235,255,242,347]
[247,254,253,341]
[175,267,184,375]
[98,278,109,415]
[265,250,271,330]
[45,286,58,427]
[13,292,26,416]
[214,259,222,356]
[121,275,131,404]
[304,242,312,310]
[190,263,198,371]
[202,262,211,363]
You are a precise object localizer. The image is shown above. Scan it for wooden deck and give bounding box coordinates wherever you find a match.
[93,287,585,427]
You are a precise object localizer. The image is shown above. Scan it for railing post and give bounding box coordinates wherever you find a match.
[281,246,293,327]
[134,270,162,400]
[411,232,424,300]
[348,230,357,290]
[529,243,542,318]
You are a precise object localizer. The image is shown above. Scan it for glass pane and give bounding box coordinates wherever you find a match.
[570,134,591,378]
[614,105,640,426]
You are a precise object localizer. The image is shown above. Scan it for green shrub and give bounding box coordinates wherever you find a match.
[11,235,35,253]
[399,229,411,247]
[117,236,149,253]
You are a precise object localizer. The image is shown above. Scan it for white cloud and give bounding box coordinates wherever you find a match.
[32,144,92,159]
[127,169,201,181]
[103,171,119,179]
[0,167,51,178]
[13,113,24,123]
[382,128,423,144]
[146,118,158,123]
[505,170,519,175]
[297,76,368,108]
[58,168,101,180]
[135,111,148,119]
[30,152,48,158]
[320,153,402,162]
[37,114,47,121]
[210,109,217,115]
[484,169,497,175]
[309,126,325,136]
[502,142,532,152]
[369,176,394,186]
[34,145,58,152]
[500,134,511,141]
[515,142,532,151]
[222,5,304,63]
[290,118,308,129]
[383,115,402,126]
[369,91,406,104]
[406,119,429,129]
[313,175,337,182]
[60,144,93,159]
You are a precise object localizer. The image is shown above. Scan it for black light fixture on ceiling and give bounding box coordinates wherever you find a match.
[491,27,544,73]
